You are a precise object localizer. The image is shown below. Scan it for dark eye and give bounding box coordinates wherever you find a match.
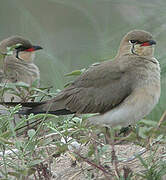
[129,40,137,44]
[129,40,142,44]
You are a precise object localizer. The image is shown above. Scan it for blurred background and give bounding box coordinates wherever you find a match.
[0,0,166,121]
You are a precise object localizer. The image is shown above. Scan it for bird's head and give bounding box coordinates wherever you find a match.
[118,30,156,57]
[0,36,43,62]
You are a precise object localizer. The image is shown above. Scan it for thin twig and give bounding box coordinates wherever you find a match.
[74,151,112,175]
[158,110,166,128]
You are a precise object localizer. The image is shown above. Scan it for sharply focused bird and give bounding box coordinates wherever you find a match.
[0,36,42,101]
[3,30,160,127]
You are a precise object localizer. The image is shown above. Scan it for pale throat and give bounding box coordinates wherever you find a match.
[18,51,35,62]
[130,44,154,57]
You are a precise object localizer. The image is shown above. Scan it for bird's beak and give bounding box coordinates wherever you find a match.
[32,45,43,51]
[24,45,43,52]
[149,40,156,45]
[140,40,156,47]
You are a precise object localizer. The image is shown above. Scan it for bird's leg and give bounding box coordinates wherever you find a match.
[105,127,111,144]
[104,127,120,177]
[105,127,117,164]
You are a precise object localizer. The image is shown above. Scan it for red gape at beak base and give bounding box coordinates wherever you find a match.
[140,42,151,46]
[25,48,35,52]
[25,45,43,52]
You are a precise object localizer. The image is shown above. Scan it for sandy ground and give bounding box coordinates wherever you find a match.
[1,142,166,180]
[51,143,166,180]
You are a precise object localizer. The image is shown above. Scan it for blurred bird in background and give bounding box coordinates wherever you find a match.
[0,36,42,102]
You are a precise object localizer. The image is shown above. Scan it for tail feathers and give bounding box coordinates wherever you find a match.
[0,101,45,107]
[23,108,74,115]
[0,101,75,116]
